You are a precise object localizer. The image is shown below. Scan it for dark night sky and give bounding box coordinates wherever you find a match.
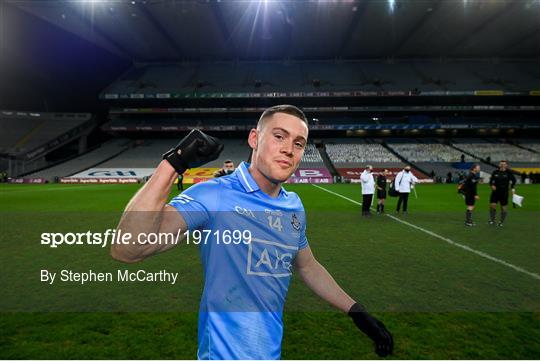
[0,2,132,113]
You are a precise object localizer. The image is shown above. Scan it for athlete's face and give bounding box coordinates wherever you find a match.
[249,113,308,183]
[499,161,507,171]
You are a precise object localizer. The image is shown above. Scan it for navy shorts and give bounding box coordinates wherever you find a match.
[490,191,509,206]
[465,194,476,206]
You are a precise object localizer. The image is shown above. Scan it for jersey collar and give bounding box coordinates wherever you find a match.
[235,161,287,197]
[235,161,260,193]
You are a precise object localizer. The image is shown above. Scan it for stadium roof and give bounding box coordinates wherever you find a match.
[7,0,540,62]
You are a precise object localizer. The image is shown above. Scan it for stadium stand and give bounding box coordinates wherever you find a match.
[386,142,471,162]
[451,141,540,163]
[300,144,324,166]
[0,116,42,155]
[517,141,540,153]
[465,63,539,91]
[101,61,538,98]
[384,140,501,178]
[322,140,435,182]
[527,144,540,153]
[28,139,131,180]
[0,112,98,177]
[102,64,195,95]
[98,138,251,169]
[301,144,322,162]
[182,138,251,168]
[0,112,92,156]
[96,139,173,168]
[325,143,401,167]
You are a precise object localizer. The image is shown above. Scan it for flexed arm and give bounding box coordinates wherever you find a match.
[111,130,223,263]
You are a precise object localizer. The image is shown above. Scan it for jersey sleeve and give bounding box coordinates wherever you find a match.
[489,171,496,186]
[298,223,309,250]
[509,172,517,189]
[290,194,309,250]
[298,204,309,250]
[168,179,220,230]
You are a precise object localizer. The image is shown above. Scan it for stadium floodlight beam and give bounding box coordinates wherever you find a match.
[388,0,396,13]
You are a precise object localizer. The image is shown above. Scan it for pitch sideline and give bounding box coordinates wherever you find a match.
[312,184,540,281]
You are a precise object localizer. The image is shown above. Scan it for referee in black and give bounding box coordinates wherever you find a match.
[489,160,517,226]
[462,164,481,226]
[376,169,389,214]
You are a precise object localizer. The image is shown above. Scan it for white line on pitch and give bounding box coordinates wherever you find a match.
[312,184,540,281]
[312,184,363,205]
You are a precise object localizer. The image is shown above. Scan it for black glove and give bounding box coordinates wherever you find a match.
[163,129,224,174]
[348,303,394,357]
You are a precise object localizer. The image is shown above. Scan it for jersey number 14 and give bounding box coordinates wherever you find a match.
[267,216,283,232]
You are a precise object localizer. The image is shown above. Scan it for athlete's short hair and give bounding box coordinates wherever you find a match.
[257,105,308,129]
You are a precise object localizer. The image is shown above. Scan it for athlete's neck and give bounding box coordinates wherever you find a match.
[248,166,282,198]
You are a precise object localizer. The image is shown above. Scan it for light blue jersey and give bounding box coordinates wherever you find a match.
[169,161,308,360]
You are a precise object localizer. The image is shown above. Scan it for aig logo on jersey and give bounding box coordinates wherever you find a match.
[246,238,298,277]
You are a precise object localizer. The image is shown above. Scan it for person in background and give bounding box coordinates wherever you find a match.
[395,166,418,214]
[360,165,375,216]
[376,169,389,214]
[488,160,516,227]
[460,164,481,227]
[214,159,235,178]
[177,173,184,191]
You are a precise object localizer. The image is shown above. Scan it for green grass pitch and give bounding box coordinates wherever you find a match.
[1,182,539,359]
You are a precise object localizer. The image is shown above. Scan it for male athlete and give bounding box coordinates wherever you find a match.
[488,160,517,226]
[112,105,393,359]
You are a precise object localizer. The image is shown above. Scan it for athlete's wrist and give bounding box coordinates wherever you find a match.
[348,302,365,316]
[159,159,179,175]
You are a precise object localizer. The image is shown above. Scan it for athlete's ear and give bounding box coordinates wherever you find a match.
[248,128,258,150]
